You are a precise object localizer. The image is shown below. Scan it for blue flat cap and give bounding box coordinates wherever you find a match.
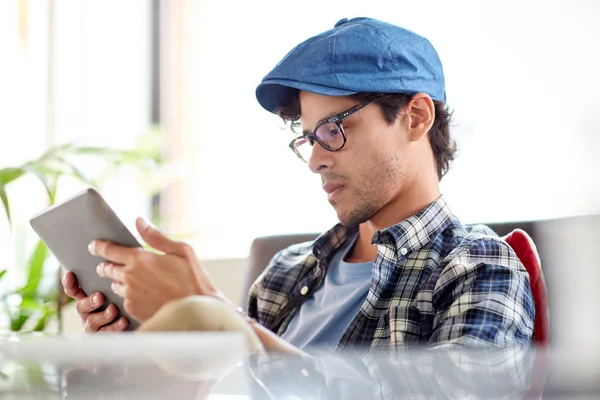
[256,17,446,113]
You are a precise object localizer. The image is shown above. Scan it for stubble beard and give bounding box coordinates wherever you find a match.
[332,154,404,228]
[332,193,379,227]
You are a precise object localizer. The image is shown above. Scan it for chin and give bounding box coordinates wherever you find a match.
[332,206,352,227]
[334,205,373,228]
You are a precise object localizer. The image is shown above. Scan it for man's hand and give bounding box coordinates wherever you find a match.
[90,218,228,323]
[62,271,129,332]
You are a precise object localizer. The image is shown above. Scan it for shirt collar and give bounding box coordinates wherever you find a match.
[371,195,455,259]
[312,223,358,261]
[313,196,455,261]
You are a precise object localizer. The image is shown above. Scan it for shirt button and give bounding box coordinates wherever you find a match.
[301,368,309,377]
[300,286,309,295]
[400,248,408,256]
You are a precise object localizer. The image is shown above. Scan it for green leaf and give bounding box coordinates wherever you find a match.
[0,168,23,223]
[11,313,29,331]
[20,164,56,204]
[50,142,76,153]
[134,126,165,163]
[32,306,55,332]
[18,297,41,310]
[49,183,58,205]
[0,181,11,228]
[33,165,67,180]
[20,240,49,296]
[68,146,121,159]
[38,142,76,161]
[73,146,152,166]
[0,269,6,280]
[55,156,96,186]
[10,294,54,332]
[0,167,26,184]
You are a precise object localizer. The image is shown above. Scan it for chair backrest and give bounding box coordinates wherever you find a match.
[241,233,319,304]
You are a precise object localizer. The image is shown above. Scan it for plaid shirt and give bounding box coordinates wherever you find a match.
[247,196,534,350]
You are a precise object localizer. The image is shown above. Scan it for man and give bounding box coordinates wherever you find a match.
[64,17,534,351]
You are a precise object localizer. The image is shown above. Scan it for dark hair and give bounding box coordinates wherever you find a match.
[276,92,457,180]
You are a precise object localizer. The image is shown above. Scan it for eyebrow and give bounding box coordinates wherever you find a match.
[301,111,341,135]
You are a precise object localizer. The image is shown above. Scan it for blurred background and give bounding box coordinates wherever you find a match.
[0,0,598,347]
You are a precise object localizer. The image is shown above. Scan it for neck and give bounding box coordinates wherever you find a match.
[346,173,440,263]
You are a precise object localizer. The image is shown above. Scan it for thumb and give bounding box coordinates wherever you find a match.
[136,218,184,255]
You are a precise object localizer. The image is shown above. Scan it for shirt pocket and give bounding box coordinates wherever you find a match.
[389,306,422,347]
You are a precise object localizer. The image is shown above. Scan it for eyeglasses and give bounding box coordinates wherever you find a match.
[289,96,386,163]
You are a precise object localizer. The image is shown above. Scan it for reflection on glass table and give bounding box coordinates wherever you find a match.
[0,333,599,399]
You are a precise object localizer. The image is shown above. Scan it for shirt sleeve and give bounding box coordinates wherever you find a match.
[246,247,287,321]
[246,269,263,321]
[430,238,535,347]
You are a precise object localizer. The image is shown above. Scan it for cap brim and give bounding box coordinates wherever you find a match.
[256,79,357,113]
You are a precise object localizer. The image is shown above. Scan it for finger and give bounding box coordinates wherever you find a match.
[76,292,105,315]
[135,218,218,297]
[88,240,139,264]
[96,262,126,282]
[63,272,87,300]
[84,304,119,332]
[110,281,126,298]
[98,316,129,332]
[136,217,186,256]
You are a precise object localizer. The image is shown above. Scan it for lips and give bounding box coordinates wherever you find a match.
[322,182,345,194]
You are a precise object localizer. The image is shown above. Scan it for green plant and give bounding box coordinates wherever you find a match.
[0,132,163,333]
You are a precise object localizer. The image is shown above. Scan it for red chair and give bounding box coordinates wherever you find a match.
[503,229,549,346]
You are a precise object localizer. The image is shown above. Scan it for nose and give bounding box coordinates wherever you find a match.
[308,141,334,173]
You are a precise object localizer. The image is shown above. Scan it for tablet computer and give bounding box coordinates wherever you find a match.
[30,188,141,330]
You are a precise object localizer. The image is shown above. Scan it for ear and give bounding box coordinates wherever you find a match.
[406,93,435,142]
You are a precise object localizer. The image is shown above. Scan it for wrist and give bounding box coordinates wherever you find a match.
[236,307,270,346]
[237,311,303,356]
[236,306,258,325]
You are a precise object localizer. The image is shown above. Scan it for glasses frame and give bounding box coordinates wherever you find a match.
[289,95,388,162]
